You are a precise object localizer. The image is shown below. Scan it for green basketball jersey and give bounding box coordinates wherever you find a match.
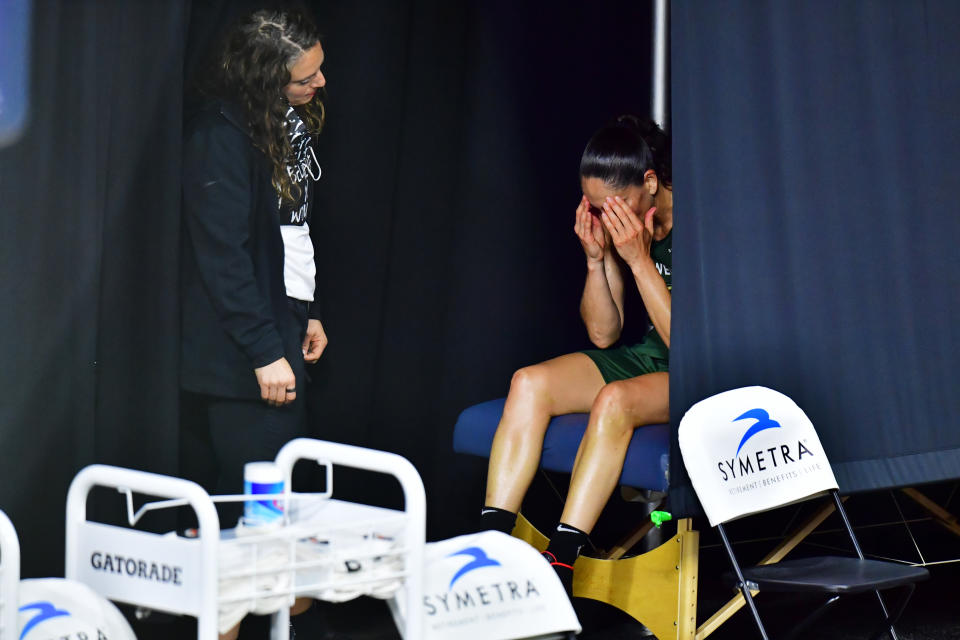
[643,230,671,358]
[651,230,672,290]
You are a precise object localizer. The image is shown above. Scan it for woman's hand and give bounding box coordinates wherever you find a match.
[601,196,655,269]
[302,319,328,363]
[574,195,606,264]
[254,357,297,406]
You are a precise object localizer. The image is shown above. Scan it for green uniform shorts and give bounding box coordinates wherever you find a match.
[581,331,669,383]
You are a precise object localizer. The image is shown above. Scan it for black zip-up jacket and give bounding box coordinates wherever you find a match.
[181,101,322,399]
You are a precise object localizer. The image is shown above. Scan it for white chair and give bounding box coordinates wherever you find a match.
[679,386,928,640]
[0,509,19,640]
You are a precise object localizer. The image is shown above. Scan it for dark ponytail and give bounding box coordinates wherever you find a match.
[579,115,671,188]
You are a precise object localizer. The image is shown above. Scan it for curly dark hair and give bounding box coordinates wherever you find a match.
[208,8,326,204]
[579,115,672,189]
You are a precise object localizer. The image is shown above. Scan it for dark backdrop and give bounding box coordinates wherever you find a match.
[303,0,655,538]
[0,0,653,575]
[2,0,958,582]
[669,0,960,515]
[0,0,187,577]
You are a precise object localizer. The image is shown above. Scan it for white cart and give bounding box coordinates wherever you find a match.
[0,509,19,640]
[65,438,426,640]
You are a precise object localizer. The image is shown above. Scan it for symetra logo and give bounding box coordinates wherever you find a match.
[734,408,781,456]
[19,601,70,639]
[718,407,813,482]
[446,546,501,588]
[423,544,543,620]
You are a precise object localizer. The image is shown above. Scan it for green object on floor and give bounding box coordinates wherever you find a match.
[650,510,672,528]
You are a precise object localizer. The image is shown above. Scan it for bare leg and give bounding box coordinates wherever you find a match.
[291,597,312,615]
[559,372,669,533]
[485,353,606,512]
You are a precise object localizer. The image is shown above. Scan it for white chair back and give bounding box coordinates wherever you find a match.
[422,530,581,640]
[679,386,838,526]
[18,579,137,640]
[0,509,19,640]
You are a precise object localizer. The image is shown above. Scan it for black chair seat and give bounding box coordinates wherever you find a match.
[726,556,930,594]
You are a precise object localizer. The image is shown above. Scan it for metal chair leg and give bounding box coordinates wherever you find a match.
[868,583,916,640]
[782,595,840,640]
[717,524,769,640]
[739,584,770,640]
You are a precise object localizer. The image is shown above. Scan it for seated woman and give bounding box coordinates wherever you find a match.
[481,116,672,592]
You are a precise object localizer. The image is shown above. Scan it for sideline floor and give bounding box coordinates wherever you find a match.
[132,487,960,639]
[130,559,959,639]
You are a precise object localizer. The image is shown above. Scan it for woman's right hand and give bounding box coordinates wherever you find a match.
[254,357,297,406]
[574,195,605,264]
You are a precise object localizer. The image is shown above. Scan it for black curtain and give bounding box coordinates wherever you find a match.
[0,1,187,576]
[0,0,653,578]
[185,0,654,533]
[300,0,655,537]
[669,0,960,515]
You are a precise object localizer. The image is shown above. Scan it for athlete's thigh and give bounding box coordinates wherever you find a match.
[602,371,669,426]
[524,352,607,416]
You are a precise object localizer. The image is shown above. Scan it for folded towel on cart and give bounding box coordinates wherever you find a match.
[217,528,293,634]
[213,523,405,632]
[294,531,403,602]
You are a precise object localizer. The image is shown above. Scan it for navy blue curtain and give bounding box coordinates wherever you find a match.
[669,0,960,515]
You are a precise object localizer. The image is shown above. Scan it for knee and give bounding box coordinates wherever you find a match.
[508,365,548,400]
[592,380,630,416]
[588,382,634,437]
[495,366,551,439]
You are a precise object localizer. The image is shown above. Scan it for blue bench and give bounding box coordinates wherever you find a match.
[452,397,698,639]
[453,397,671,492]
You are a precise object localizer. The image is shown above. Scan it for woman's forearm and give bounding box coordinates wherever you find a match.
[631,257,671,347]
[580,253,624,348]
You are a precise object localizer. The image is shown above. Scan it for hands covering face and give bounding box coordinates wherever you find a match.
[599,196,655,269]
[574,195,607,263]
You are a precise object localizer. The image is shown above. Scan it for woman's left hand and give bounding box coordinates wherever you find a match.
[302,319,328,363]
[601,196,655,268]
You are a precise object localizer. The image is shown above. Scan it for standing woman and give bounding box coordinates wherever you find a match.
[180,9,328,521]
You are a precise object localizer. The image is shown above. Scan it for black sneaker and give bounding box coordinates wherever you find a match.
[541,550,574,597]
